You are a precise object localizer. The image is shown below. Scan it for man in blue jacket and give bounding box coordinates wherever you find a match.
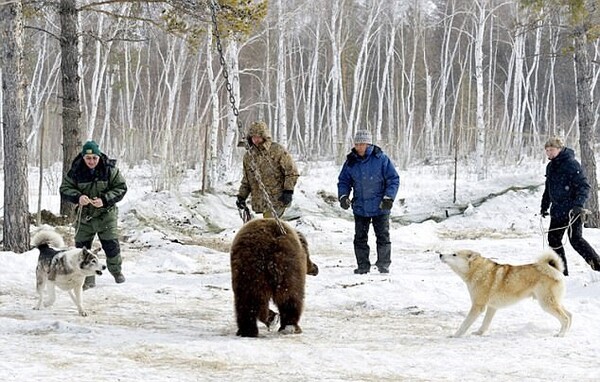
[338,130,400,274]
[540,137,600,275]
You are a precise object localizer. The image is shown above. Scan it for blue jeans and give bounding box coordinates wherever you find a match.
[353,214,391,270]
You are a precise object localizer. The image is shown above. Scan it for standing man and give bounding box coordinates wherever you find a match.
[60,140,128,289]
[338,130,400,274]
[540,136,600,275]
[236,121,299,218]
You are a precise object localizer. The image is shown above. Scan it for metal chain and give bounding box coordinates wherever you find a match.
[208,0,286,235]
[209,0,243,138]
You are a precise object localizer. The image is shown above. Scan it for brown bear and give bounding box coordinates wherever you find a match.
[230,218,319,337]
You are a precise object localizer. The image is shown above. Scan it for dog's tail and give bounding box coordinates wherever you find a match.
[537,250,565,279]
[31,229,65,249]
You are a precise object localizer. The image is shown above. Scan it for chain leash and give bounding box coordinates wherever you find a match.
[208,0,286,235]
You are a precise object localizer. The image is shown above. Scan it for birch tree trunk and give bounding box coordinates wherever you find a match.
[275,0,287,146]
[158,38,188,191]
[218,38,241,182]
[25,29,61,152]
[304,18,320,156]
[1,0,30,252]
[328,0,342,160]
[473,0,488,181]
[206,24,220,192]
[375,10,395,147]
[436,0,469,156]
[346,1,380,140]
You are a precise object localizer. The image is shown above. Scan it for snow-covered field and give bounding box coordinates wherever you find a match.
[1,160,599,381]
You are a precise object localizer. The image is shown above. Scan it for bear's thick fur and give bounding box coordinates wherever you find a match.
[230,218,319,337]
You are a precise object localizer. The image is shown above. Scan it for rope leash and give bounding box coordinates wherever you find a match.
[539,209,589,252]
[74,206,83,238]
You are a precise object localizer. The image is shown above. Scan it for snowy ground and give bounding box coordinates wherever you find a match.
[1,159,600,381]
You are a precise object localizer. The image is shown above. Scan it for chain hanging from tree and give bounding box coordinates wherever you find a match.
[208,0,286,235]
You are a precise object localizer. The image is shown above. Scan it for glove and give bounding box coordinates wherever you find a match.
[236,196,247,209]
[279,190,293,206]
[571,206,585,216]
[540,209,549,218]
[379,197,394,210]
[339,195,351,210]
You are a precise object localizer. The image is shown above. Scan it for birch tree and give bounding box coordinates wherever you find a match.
[473,0,489,181]
[218,37,241,182]
[327,0,343,158]
[521,0,600,226]
[274,0,287,146]
[205,23,220,192]
[345,1,381,141]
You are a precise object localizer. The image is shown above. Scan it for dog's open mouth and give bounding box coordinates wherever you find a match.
[96,270,103,275]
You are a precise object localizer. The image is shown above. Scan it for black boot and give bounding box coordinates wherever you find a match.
[107,255,125,284]
[112,272,126,283]
[102,239,125,284]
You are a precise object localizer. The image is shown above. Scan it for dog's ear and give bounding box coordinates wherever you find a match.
[466,250,480,260]
[92,247,101,255]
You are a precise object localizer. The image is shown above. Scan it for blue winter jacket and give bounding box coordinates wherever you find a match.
[337,145,400,217]
[541,147,590,219]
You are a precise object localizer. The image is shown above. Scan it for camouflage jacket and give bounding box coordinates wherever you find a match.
[238,139,299,213]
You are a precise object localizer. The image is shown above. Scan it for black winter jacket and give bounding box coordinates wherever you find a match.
[541,147,590,219]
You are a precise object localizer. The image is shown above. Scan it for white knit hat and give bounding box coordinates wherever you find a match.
[354,130,372,144]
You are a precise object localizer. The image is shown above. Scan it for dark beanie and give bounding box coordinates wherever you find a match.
[81,140,101,156]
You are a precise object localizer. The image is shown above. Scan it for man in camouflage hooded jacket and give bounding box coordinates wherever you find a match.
[60,140,128,289]
[236,121,299,218]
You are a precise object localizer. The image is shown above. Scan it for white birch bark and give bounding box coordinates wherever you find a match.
[218,38,241,182]
[328,0,342,157]
[304,17,321,156]
[25,30,61,151]
[473,0,488,181]
[346,1,381,139]
[275,0,287,146]
[206,24,220,191]
[375,13,395,145]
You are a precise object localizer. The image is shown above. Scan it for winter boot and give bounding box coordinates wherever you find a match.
[83,276,96,290]
[113,272,126,283]
[586,257,600,272]
[106,254,125,284]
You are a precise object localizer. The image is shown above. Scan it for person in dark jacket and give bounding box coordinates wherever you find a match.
[540,137,600,275]
[60,140,128,289]
[338,130,400,274]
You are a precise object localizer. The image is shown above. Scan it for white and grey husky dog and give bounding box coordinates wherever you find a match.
[32,229,106,316]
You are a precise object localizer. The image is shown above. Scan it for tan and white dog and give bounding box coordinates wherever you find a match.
[32,229,106,316]
[440,249,572,337]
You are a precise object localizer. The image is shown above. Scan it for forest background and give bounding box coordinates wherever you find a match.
[1,0,600,249]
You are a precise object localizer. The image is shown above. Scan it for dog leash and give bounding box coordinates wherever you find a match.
[237,205,252,223]
[74,207,83,238]
[540,210,587,251]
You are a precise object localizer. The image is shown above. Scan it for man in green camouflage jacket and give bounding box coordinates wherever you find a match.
[60,140,128,289]
[236,121,299,218]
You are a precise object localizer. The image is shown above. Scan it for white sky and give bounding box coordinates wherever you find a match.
[1,158,599,381]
